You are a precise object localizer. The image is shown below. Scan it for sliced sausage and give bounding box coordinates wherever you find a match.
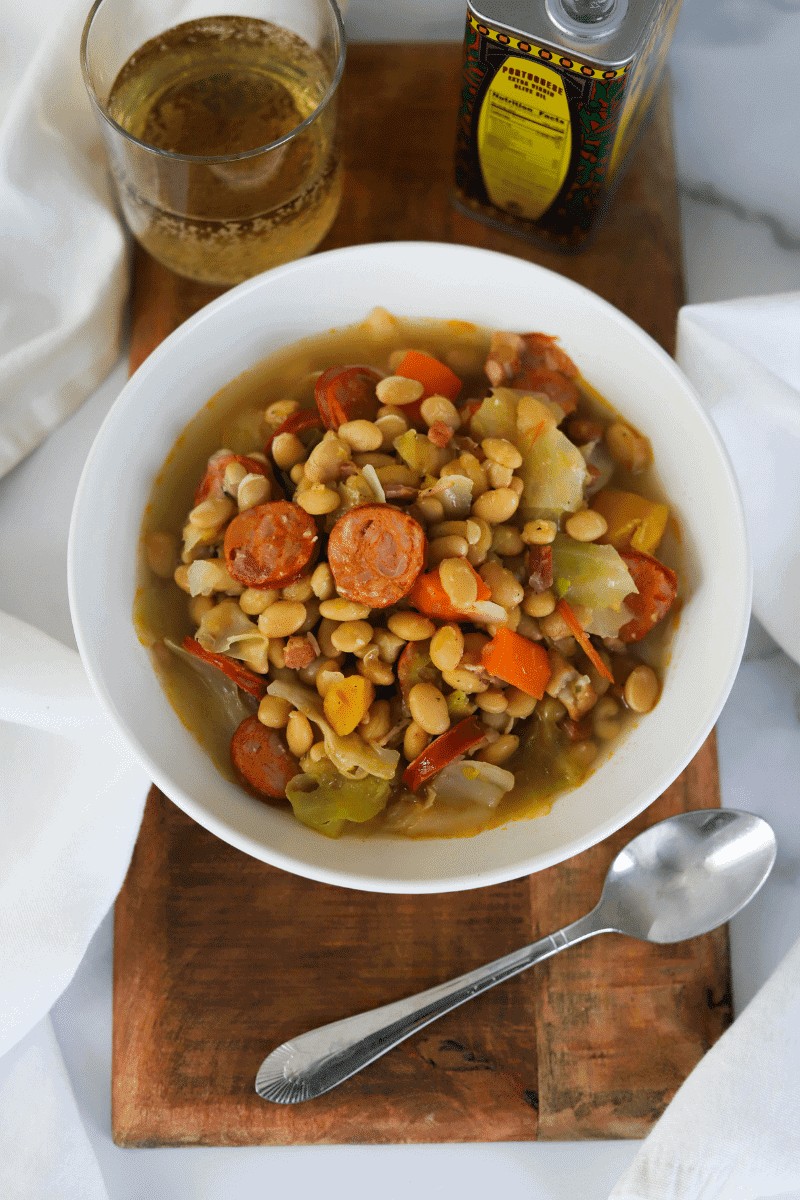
[514,366,579,415]
[521,333,579,379]
[194,451,268,505]
[224,500,318,589]
[231,717,298,799]
[314,365,382,430]
[327,504,426,609]
[484,332,580,414]
[264,409,322,456]
[619,550,678,643]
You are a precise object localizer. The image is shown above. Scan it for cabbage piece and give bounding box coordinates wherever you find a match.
[386,760,515,837]
[446,690,473,720]
[550,534,637,611]
[267,679,400,781]
[583,441,615,497]
[286,764,391,838]
[393,429,447,476]
[181,522,217,562]
[583,604,632,639]
[470,389,518,442]
[519,424,588,518]
[418,474,473,519]
[431,759,515,808]
[361,463,386,502]
[465,599,509,626]
[195,599,268,663]
[164,637,253,736]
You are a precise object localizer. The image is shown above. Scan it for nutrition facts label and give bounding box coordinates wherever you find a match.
[477,57,572,221]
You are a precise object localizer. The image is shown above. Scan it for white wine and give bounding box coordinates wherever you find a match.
[107,16,341,284]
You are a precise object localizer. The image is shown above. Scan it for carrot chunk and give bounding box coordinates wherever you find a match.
[408,565,490,621]
[395,350,462,402]
[481,628,551,699]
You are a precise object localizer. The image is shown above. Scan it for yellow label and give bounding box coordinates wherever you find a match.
[477,57,572,222]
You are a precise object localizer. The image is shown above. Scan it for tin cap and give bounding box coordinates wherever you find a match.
[546,0,629,39]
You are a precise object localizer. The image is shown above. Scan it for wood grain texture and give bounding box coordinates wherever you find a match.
[114,43,730,1147]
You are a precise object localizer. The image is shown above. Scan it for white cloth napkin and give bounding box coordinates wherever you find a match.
[0,0,128,479]
[609,936,800,1200]
[0,612,147,1058]
[608,296,800,1198]
[0,612,146,1200]
[677,293,800,665]
[0,1020,110,1200]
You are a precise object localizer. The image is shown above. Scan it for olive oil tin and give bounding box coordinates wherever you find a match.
[454,0,683,248]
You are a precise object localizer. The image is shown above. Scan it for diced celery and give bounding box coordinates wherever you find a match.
[286,766,391,838]
[550,534,637,611]
[446,690,473,720]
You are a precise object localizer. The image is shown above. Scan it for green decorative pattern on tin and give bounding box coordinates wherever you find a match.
[454,16,491,206]
[557,76,627,236]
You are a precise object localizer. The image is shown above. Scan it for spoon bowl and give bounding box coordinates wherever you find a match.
[598,809,777,943]
[256,809,776,1104]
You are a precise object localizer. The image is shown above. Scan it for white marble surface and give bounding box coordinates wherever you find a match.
[2,0,800,1197]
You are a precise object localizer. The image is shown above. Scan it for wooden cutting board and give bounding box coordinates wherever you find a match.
[114,43,730,1147]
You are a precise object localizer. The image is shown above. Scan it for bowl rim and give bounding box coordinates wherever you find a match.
[68,240,752,893]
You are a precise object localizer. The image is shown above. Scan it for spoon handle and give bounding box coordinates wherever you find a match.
[255,911,602,1104]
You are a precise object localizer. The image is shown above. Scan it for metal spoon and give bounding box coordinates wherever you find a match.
[255,809,775,1104]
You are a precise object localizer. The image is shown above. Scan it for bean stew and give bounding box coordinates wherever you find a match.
[135,310,680,839]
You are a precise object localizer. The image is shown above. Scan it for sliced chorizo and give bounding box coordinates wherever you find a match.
[327,504,426,609]
[224,500,318,589]
[619,550,678,643]
[194,451,268,505]
[484,331,580,414]
[314,365,382,429]
[521,333,579,379]
[514,367,579,415]
[231,717,298,799]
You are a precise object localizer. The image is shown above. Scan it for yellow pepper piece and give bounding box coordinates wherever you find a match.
[323,675,374,737]
[592,489,669,556]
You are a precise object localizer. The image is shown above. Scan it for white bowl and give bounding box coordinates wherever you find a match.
[68,242,750,894]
